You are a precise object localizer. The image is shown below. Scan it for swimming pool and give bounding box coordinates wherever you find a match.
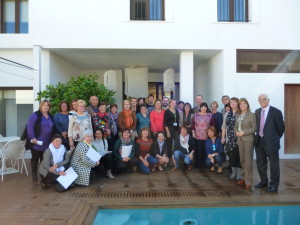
[92,205,300,225]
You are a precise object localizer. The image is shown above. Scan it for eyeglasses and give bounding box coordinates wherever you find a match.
[258,98,268,101]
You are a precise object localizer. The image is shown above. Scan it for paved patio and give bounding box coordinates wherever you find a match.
[0,159,300,225]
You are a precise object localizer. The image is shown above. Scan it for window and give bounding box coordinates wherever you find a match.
[0,0,28,33]
[130,0,164,21]
[218,0,248,22]
[237,50,300,73]
[0,88,33,136]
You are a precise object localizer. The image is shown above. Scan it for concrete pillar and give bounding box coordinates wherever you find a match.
[180,51,194,104]
[33,45,41,111]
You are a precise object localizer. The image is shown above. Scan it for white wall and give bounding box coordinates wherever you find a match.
[24,0,300,50]
[49,52,79,85]
[0,50,33,87]
[194,51,224,107]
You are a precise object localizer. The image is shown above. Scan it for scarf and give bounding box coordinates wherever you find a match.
[225,110,237,151]
[109,112,118,135]
[122,109,133,128]
[180,134,189,154]
[97,111,107,118]
[49,143,65,172]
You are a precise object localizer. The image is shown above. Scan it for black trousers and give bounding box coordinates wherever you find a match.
[94,153,113,171]
[227,145,241,168]
[116,157,139,172]
[255,137,280,188]
[42,172,59,184]
[195,139,206,169]
[31,149,44,174]
[166,131,179,158]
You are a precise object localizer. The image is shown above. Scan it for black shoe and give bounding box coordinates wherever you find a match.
[266,186,278,192]
[55,183,66,193]
[32,174,38,182]
[41,180,48,189]
[255,182,268,188]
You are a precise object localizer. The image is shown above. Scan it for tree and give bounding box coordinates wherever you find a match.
[37,74,116,114]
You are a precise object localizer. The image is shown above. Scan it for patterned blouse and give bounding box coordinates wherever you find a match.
[68,113,93,142]
[92,112,111,137]
[191,113,214,140]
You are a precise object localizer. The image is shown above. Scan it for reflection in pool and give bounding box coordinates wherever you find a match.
[92,205,300,225]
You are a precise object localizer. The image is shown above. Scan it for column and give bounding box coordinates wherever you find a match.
[33,45,41,111]
[180,51,194,104]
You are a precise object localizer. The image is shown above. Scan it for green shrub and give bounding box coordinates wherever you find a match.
[37,74,116,114]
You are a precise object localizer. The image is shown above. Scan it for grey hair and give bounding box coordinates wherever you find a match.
[258,93,270,100]
[82,130,93,138]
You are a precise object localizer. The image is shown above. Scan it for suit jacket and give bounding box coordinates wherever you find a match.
[255,106,285,150]
[234,111,256,142]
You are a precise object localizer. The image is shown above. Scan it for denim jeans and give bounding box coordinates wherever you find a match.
[205,154,225,168]
[137,155,158,175]
[173,150,193,168]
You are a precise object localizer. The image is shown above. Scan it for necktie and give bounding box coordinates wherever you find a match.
[259,110,265,137]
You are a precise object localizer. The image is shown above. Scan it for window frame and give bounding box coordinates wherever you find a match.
[0,0,27,33]
[237,49,300,73]
[218,0,249,22]
[130,0,165,21]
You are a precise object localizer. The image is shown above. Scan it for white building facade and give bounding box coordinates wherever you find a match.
[0,0,300,158]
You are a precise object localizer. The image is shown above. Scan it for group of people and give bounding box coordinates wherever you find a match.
[25,93,285,193]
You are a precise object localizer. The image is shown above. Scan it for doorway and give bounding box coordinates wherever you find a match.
[284,84,300,154]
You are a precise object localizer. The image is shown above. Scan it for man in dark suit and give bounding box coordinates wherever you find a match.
[254,94,285,192]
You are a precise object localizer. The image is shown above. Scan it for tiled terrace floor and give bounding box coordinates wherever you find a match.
[0,159,300,225]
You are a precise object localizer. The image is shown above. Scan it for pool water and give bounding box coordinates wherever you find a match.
[92,205,300,225]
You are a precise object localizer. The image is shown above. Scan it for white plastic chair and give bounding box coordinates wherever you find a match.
[1,140,28,181]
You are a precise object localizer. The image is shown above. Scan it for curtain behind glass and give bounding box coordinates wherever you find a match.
[234,0,245,22]
[20,0,29,33]
[4,0,15,33]
[150,0,162,20]
[217,0,229,22]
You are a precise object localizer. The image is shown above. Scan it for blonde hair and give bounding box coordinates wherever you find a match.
[76,99,86,107]
[210,101,219,108]
[123,99,130,107]
[39,100,52,111]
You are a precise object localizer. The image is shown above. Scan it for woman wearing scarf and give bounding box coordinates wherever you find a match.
[113,129,138,173]
[172,126,196,171]
[135,127,158,175]
[70,130,100,186]
[39,134,69,192]
[108,103,119,150]
[150,132,169,171]
[221,97,242,180]
[117,100,137,140]
[92,102,111,138]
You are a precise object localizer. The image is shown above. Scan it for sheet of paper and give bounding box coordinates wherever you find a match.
[121,145,132,158]
[101,151,112,157]
[56,167,78,189]
[86,146,101,162]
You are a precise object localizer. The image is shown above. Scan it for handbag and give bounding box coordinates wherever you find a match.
[20,124,34,150]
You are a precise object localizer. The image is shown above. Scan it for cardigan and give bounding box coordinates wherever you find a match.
[39,147,69,177]
[117,111,137,131]
[27,111,55,151]
[113,138,136,160]
[164,109,180,133]
[70,141,97,186]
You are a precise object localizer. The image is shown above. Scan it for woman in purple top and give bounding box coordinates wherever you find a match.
[191,102,215,169]
[26,100,55,182]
